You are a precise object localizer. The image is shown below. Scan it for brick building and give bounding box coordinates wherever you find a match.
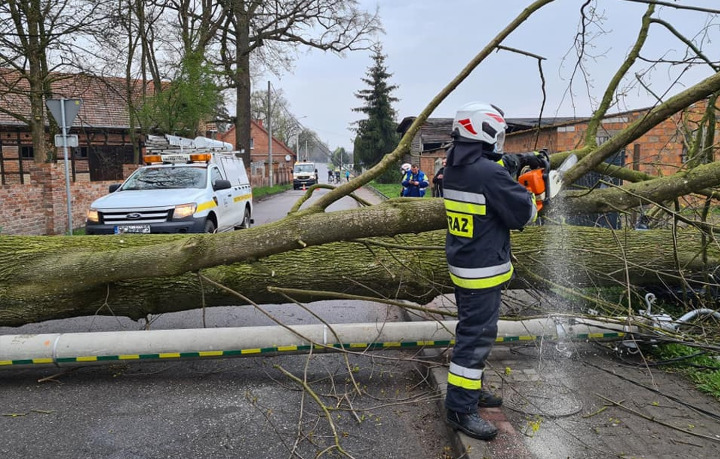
[218,121,296,187]
[0,70,141,186]
[397,100,714,191]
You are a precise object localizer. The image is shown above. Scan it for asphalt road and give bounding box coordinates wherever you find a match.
[0,187,451,459]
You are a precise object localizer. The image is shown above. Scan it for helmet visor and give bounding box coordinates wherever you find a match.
[495,131,506,153]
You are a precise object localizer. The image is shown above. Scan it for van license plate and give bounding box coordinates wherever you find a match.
[114,225,151,234]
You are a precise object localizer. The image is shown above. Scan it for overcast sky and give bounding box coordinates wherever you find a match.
[262,0,719,153]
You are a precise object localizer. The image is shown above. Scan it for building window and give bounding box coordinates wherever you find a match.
[422,142,442,151]
[75,146,89,158]
[250,138,254,150]
[20,146,34,159]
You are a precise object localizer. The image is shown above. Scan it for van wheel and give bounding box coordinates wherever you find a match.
[239,207,251,229]
[204,219,216,233]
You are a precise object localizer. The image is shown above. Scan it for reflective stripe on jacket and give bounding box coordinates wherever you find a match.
[444,146,536,290]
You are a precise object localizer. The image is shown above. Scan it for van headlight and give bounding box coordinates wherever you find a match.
[173,203,197,219]
[87,208,99,223]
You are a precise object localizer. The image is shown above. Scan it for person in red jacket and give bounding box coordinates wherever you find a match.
[443,102,537,441]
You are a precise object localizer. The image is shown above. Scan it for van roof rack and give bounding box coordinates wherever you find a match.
[146,134,233,155]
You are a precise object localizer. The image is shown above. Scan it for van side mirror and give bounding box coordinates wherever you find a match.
[109,184,121,192]
[213,179,232,191]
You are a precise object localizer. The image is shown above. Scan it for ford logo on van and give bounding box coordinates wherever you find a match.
[126,213,142,219]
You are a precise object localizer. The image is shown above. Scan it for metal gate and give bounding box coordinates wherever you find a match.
[565,148,625,229]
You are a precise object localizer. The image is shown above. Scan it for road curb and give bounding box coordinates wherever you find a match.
[424,354,534,458]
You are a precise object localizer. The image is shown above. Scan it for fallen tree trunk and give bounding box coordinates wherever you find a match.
[1,222,717,327]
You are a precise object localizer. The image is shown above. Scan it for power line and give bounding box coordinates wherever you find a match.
[267,83,333,160]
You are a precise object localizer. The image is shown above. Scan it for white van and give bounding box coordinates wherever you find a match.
[85,135,253,234]
[293,161,317,189]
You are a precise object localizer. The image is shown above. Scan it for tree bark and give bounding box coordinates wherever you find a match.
[1,214,716,327]
[27,0,48,163]
[232,1,252,166]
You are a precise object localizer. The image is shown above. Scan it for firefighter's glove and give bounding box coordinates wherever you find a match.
[518,151,545,170]
[500,153,520,178]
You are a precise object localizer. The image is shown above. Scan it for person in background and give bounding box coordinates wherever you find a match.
[328,169,334,183]
[443,102,537,441]
[401,164,429,197]
[432,157,446,197]
[345,169,350,182]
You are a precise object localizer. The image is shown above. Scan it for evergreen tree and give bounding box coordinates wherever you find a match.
[352,44,400,183]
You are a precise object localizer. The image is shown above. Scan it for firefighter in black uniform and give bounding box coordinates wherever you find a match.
[443,102,538,441]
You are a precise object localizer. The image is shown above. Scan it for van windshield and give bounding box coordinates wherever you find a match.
[294,164,315,173]
[121,166,207,190]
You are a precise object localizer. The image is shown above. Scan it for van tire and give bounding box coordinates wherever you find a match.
[239,207,251,229]
[204,219,216,233]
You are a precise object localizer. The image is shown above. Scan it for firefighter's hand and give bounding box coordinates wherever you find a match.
[501,154,520,178]
[518,151,545,170]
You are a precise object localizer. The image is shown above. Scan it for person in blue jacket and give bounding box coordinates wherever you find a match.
[443,102,538,441]
[401,164,429,197]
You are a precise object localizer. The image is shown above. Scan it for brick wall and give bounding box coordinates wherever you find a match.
[504,102,713,177]
[0,181,45,235]
[0,163,126,235]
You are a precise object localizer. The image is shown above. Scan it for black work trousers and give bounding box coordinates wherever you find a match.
[445,285,502,413]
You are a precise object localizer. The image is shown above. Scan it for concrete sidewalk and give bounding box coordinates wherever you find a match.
[419,294,720,459]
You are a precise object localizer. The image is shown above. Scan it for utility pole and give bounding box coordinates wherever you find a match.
[267,81,274,187]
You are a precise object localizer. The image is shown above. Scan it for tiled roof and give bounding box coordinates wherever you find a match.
[219,123,295,156]
[0,69,154,130]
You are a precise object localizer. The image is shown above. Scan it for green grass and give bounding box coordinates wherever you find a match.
[253,183,292,199]
[367,181,401,198]
[367,180,435,199]
[650,342,720,399]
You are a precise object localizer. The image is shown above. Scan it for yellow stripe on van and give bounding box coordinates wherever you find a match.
[197,200,217,212]
[234,193,252,202]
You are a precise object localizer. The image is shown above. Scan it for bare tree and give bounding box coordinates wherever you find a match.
[250,87,300,146]
[215,0,380,164]
[0,0,104,163]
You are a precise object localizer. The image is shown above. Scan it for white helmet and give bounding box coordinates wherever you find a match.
[452,102,507,152]
[400,163,412,173]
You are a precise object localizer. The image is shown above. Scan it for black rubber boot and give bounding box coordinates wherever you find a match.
[446,410,498,441]
[477,388,503,408]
